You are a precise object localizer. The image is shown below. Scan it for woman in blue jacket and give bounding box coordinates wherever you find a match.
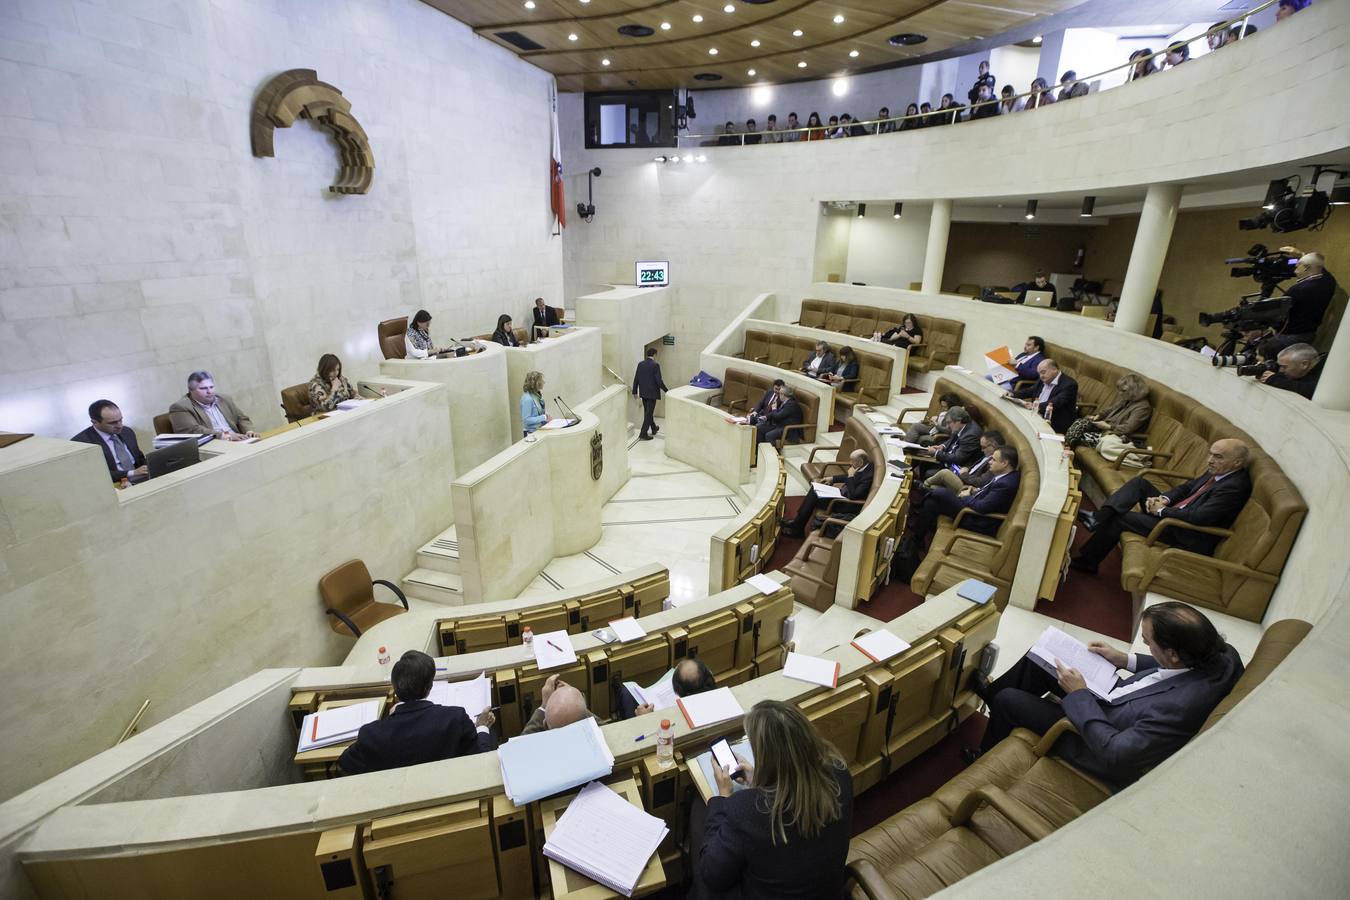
[520,370,550,438]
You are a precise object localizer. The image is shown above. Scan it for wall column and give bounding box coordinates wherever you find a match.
[1114,183,1182,335]
[921,198,952,294]
[1313,307,1350,411]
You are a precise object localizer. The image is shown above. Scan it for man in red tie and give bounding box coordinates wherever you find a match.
[1070,439,1252,575]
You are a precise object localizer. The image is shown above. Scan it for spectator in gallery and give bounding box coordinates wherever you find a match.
[899,102,922,131]
[1159,42,1190,71]
[1026,77,1056,109]
[744,118,762,145]
[762,114,781,143]
[1207,21,1232,50]
[1016,269,1057,305]
[782,111,803,142]
[918,101,935,126]
[806,111,826,141]
[999,84,1021,114]
[1276,0,1309,22]
[936,93,962,125]
[826,115,844,138]
[874,106,896,134]
[970,83,999,119]
[719,121,739,146]
[72,399,147,483]
[1127,48,1158,82]
[846,114,867,137]
[1056,70,1078,101]
[307,353,357,412]
[967,59,996,104]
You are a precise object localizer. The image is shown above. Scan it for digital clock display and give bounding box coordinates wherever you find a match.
[635,260,670,287]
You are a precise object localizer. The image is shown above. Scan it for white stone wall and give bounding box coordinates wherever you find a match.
[0,0,562,440]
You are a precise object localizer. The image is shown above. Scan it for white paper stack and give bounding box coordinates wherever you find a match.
[334,398,370,411]
[532,630,578,670]
[744,573,781,595]
[1028,627,1120,699]
[152,433,214,449]
[851,630,912,663]
[426,672,492,718]
[810,481,844,499]
[782,651,840,688]
[296,700,381,753]
[498,718,616,805]
[608,617,648,642]
[542,780,669,897]
[676,687,745,729]
[624,668,678,711]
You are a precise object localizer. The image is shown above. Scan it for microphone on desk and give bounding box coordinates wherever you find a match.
[357,383,384,399]
[554,395,580,423]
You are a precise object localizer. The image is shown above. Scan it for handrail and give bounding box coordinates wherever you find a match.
[676,0,1282,143]
[116,699,151,745]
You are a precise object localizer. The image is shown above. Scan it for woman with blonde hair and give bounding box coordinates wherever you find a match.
[694,699,852,899]
[520,370,550,438]
[1065,372,1152,448]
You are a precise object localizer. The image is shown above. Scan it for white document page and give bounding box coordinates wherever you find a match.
[543,780,669,897]
[1028,627,1120,698]
[625,669,677,710]
[744,573,781,595]
[782,651,840,688]
[677,687,745,728]
[532,630,579,670]
[311,700,381,742]
[608,617,647,642]
[851,630,912,663]
[886,437,928,452]
[810,481,844,499]
[334,398,370,411]
[540,419,574,430]
[427,672,492,718]
[728,415,750,425]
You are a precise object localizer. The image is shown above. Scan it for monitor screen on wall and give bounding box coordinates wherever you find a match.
[635,261,670,287]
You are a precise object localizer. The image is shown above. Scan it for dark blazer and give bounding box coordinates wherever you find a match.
[764,397,802,429]
[1263,359,1321,399]
[1016,374,1079,433]
[698,764,853,900]
[632,358,668,400]
[1058,645,1243,787]
[492,328,520,347]
[1157,468,1253,555]
[933,469,1021,536]
[72,425,146,481]
[829,359,860,383]
[1281,271,1336,335]
[532,306,560,328]
[750,388,781,417]
[880,325,922,348]
[824,462,874,511]
[337,699,496,775]
[801,351,836,377]
[1016,282,1058,305]
[960,453,995,487]
[1012,350,1044,383]
[934,421,983,466]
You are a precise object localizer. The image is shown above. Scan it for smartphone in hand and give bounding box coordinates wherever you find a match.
[711,739,743,779]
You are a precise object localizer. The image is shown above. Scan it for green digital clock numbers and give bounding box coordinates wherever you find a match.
[640,269,663,283]
[634,261,669,287]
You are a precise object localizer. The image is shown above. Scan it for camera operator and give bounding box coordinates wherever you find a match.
[1260,247,1336,357]
[1256,343,1323,399]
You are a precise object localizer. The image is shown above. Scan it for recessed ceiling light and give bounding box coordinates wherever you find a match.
[797,60,807,68]
[523,0,535,8]
[724,4,735,12]
[792,29,803,37]
[580,0,590,4]
[692,14,703,23]
[709,47,718,55]
[1032,35,1043,44]
[660,22,671,30]
[601,58,610,66]
[833,14,845,24]
[747,68,756,75]
[568,33,578,41]
[848,49,859,58]
[750,39,760,47]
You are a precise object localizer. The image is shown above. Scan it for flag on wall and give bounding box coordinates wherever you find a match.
[551,84,566,229]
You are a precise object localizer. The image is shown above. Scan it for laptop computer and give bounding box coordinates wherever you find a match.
[147,438,201,479]
[1024,290,1054,308]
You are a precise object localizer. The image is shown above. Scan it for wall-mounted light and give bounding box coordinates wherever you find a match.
[893,202,903,218]
[1080,196,1096,217]
[1024,199,1038,220]
[857,203,866,218]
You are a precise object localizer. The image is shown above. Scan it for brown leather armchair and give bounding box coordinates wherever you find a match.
[378,317,408,360]
[279,384,313,423]
[319,559,410,637]
[153,413,174,435]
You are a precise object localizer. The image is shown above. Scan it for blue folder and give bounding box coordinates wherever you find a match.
[497,718,615,804]
[956,579,997,605]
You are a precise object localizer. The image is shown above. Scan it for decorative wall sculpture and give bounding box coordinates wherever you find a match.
[250,69,374,195]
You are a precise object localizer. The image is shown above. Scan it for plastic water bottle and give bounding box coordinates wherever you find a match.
[521,626,534,646]
[377,646,391,669]
[656,719,675,768]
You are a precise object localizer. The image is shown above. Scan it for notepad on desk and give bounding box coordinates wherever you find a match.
[782,651,840,688]
[677,687,744,729]
[1028,626,1119,699]
[296,699,381,753]
[427,672,492,718]
[499,717,616,805]
[532,630,578,670]
[851,630,912,663]
[744,573,781,595]
[956,579,997,605]
[540,419,576,430]
[608,617,647,643]
[542,780,668,898]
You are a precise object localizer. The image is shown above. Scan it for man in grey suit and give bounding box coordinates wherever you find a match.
[969,602,1243,788]
[168,370,258,441]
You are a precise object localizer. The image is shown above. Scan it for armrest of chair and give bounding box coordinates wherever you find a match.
[805,445,843,465]
[1112,447,1171,469]
[944,530,1004,550]
[708,392,725,407]
[844,859,904,900]
[802,537,837,564]
[1136,547,1279,593]
[728,398,750,411]
[1012,378,1037,394]
[824,497,864,517]
[1076,401,1099,414]
[753,353,770,363]
[949,786,1055,842]
[373,579,410,610]
[952,508,1006,529]
[778,422,816,446]
[325,607,363,636]
[1137,467,1193,486]
[1143,518,1233,548]
[1033,718,1078,757]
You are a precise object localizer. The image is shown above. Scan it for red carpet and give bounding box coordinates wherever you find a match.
[1032,501,1136,641]
[851,713,988,835]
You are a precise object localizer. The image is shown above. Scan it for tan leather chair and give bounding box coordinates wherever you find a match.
[711,369,751,412]
[319,559,410,637]
[796,299,828,329]
[907,315,964,374]
[738,330,771,363]
[378,317,408,360]
[279,384,313,423]
[153,413,174,435]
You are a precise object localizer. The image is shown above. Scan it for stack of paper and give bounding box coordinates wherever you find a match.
[608,617,648,642]
[334,398,370,411]
[782,651,840,688]
[1028,627,1120,699]
[296,700,381,753]
[624,669,678,710]
[152,433,214,449]
[543,781,669,897]
[851,630,912,663]
[677,687,745,729]
[744,573,781,595]
[532,630,578,670]
[427,672,492,718]
[540,418,577,430]
[810,481,844,499]
[956,579,997,605]
[499,718,616,804]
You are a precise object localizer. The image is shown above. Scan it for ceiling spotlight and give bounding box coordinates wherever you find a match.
[750,39,760,47]
[580,0,590,4]
[724,3,735,12]
[1025,199,1038,220]
[1080,196,1096,217]
[857,203,866,218]
[523,0,535,8]
[747,68,756,76]
[601,58,610,66]
[660,22,671,30]
[708,47,718,55]
[893,202,903,218]
[848,49,859,58]
[693,14,703,22]
[568,33,578,41]
[1032,35,1043,44]
[792,29,803,37]
[797,60,807,68]
[833,14,845,24]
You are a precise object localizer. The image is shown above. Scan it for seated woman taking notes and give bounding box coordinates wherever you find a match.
[405,309,442,359]
[520,370,552,438]
[692,700,852,899]
[306,353,357,412]
[492,314,521,347]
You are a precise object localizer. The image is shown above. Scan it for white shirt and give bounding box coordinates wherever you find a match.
[1037,373,1061,404]
[1107,653,1191,701]
[98,429,135,469]
[808,354,824,372]
[405,335,430,359]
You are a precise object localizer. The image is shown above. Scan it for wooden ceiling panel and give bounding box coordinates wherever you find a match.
[418,0,1085,91]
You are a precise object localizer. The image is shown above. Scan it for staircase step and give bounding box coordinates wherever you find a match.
[416,525,460,574]
[402,567,464,606]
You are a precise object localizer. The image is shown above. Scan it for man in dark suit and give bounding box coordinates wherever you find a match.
[969,601,1243,788]
[931,407,982,467]
[923,429,1004,493]
[905,446,1020,556]
[755,385,803,445]
[749,378,786,417]
[337,650,496,775]
[531,297,560,331]
[1071,439,1252,574]
[631,347,669,440]
[1014,358,1078,433]
[781,449,874,538]
[71,399,147,483]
